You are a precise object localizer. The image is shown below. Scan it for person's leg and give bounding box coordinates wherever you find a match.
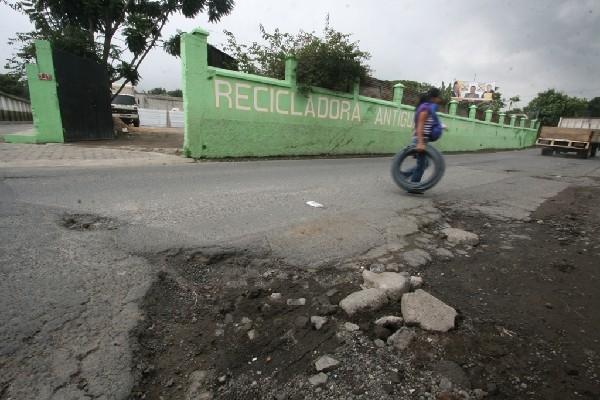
[410,152,429,182]
[402,166,415,178]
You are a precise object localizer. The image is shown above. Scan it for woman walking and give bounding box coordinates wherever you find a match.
[402,88,444,193]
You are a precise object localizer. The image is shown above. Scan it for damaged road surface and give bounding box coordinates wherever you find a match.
[1,148,599,399]
[130,187,600,400]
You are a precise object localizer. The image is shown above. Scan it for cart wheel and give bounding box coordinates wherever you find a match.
[591,145,598,158]
[541,147,554,156]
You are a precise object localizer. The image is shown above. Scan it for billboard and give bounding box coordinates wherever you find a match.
[451,80,496,102]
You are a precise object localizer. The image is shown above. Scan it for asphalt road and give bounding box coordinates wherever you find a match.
[1,148,600,399]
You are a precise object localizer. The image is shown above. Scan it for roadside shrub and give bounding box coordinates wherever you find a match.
[223,19,371,94]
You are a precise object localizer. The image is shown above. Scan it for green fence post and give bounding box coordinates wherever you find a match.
[509,114,517,127]
[519,116,527,128]
[468,104,477,119]
[353,78,360,101]
[285,56,297,86]
[484,109,493,122]
[530,119,537,129]
[498,112,506,125]
[448,99,458,115]
[393,83,405,105]
[181,27,210,157]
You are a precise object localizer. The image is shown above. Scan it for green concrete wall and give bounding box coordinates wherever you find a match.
[4,40,64,144]
[181,29,538,159]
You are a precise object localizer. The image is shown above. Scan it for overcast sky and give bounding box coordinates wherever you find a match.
[1,0,599,104]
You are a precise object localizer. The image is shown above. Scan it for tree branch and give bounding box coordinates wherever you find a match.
[110,16,169,100]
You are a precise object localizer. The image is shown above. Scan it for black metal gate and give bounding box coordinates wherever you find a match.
[53,48,113,141]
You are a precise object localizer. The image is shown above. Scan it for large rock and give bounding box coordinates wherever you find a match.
[401,249,432,268]
[339,288,389,316]
[442,228,479,246]
[401,289,456,332]
[362,270,411,301]
[315,355,340,372]
[308,372,328,386]
[387,327,416,350]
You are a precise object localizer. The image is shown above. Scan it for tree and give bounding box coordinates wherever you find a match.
[167,89,183,98]
[508,95,520,111]
[525,89,588,126]
[217,20,371,93]
[147,87,167,95]
[4,0,235,97]
[0,73,29,98]
[588,97,600,117]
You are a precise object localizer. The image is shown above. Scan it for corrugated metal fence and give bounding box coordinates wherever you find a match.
[138,108,184,128]
[0,91,33,122]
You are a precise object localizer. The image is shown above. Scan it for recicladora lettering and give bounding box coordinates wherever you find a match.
[214,79,362,122]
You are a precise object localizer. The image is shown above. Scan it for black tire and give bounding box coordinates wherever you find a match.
[133,120,140,128]
[541,147,554,156]
[591,145,598,158]
[391,144,446,192]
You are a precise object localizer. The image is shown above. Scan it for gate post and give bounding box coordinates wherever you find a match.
[27,41,64,142]
[181,27,210,157]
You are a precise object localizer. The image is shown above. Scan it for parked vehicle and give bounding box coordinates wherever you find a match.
[536,118,600,159]
[111,84,139,127]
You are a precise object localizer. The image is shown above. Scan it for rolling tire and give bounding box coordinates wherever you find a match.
[591,145,597,158]
[133,120,140,128]
[391,144,446,192]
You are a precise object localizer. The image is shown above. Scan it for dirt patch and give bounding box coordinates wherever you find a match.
[129,186,600,399]
[61,213,119,231]
[429,186,600,399]
[73,126,183,154]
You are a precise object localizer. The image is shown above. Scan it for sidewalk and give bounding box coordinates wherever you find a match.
[0,142,191,168]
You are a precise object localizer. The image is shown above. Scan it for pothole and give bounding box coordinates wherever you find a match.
[61,213,119,231]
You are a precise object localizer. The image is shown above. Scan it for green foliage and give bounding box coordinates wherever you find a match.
[0,73,29,98]
[393,80,433,95]
[147,87,167,95]
[221,20,371,93]
[5,0,235,95]
[167,89,183,97]
[477,91,505,113]
[525,89,589,126]
[588,97,600,117]
[439,81,453,104]
[146,87,182,97]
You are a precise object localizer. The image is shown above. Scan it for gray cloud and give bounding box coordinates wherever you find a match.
[1,0,599,104]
